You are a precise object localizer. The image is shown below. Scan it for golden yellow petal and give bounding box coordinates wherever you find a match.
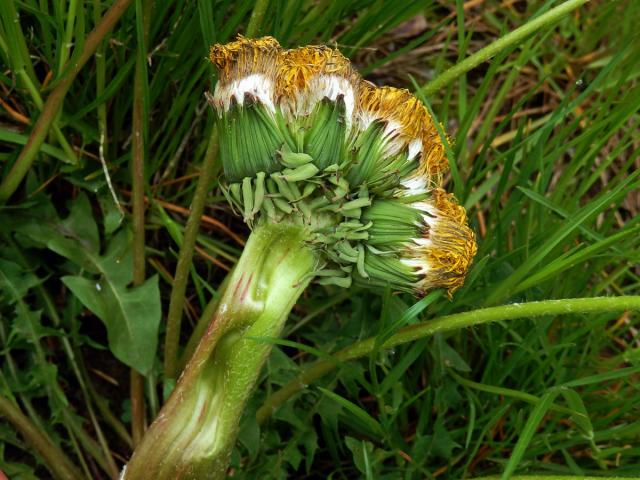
[357,83,449,179]
[209,35,282,85]
[416,189,476,296]
[420,221,476,297]
[429,188,468,226]
[276,45,359,97]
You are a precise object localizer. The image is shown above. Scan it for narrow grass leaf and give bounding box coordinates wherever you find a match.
[501,388,561,479]
[317,387,383,438]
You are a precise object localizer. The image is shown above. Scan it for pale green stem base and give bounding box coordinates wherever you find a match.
[123,223,316,480]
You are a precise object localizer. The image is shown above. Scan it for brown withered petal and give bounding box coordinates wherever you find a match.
[276,45,360,97]
[209,35,282,86]
[209,36,448,182]
[357,83,449,179]
[407,188,477,296]
[419,219,476,296]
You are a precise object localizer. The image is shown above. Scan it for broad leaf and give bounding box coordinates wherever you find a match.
[13,194,161,374]
[63,273,161,374]
[58,228,161,374]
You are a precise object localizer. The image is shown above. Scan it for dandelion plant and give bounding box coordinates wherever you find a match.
[123,35,476,479]
[2,1,640,478]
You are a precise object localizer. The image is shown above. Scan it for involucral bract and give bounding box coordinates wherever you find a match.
[208,35,477,296]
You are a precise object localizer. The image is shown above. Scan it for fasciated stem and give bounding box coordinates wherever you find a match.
[178,270,231,372]
[124,222,317,479]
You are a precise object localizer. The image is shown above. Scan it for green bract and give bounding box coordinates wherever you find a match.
[209,37,476,295]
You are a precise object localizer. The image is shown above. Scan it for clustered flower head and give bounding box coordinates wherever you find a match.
[208,35,477,296]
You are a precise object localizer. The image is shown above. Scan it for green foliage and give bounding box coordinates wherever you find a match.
[1,193,162,374]
[1,0,639,479]
[62,240,161,375]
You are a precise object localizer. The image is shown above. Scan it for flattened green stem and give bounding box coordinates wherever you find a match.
[178,267,230,372]
[257,295,640,423]
[125,223,316,480]
[420,0,590,97]
[164,130,220,379]
[0,0,134,202]
[0,394,83,480]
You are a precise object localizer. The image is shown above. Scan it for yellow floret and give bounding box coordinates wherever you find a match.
[209,35,282,85]
[357,83,449,180]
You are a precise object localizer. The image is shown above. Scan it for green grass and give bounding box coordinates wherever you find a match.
[1,0,639,479]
